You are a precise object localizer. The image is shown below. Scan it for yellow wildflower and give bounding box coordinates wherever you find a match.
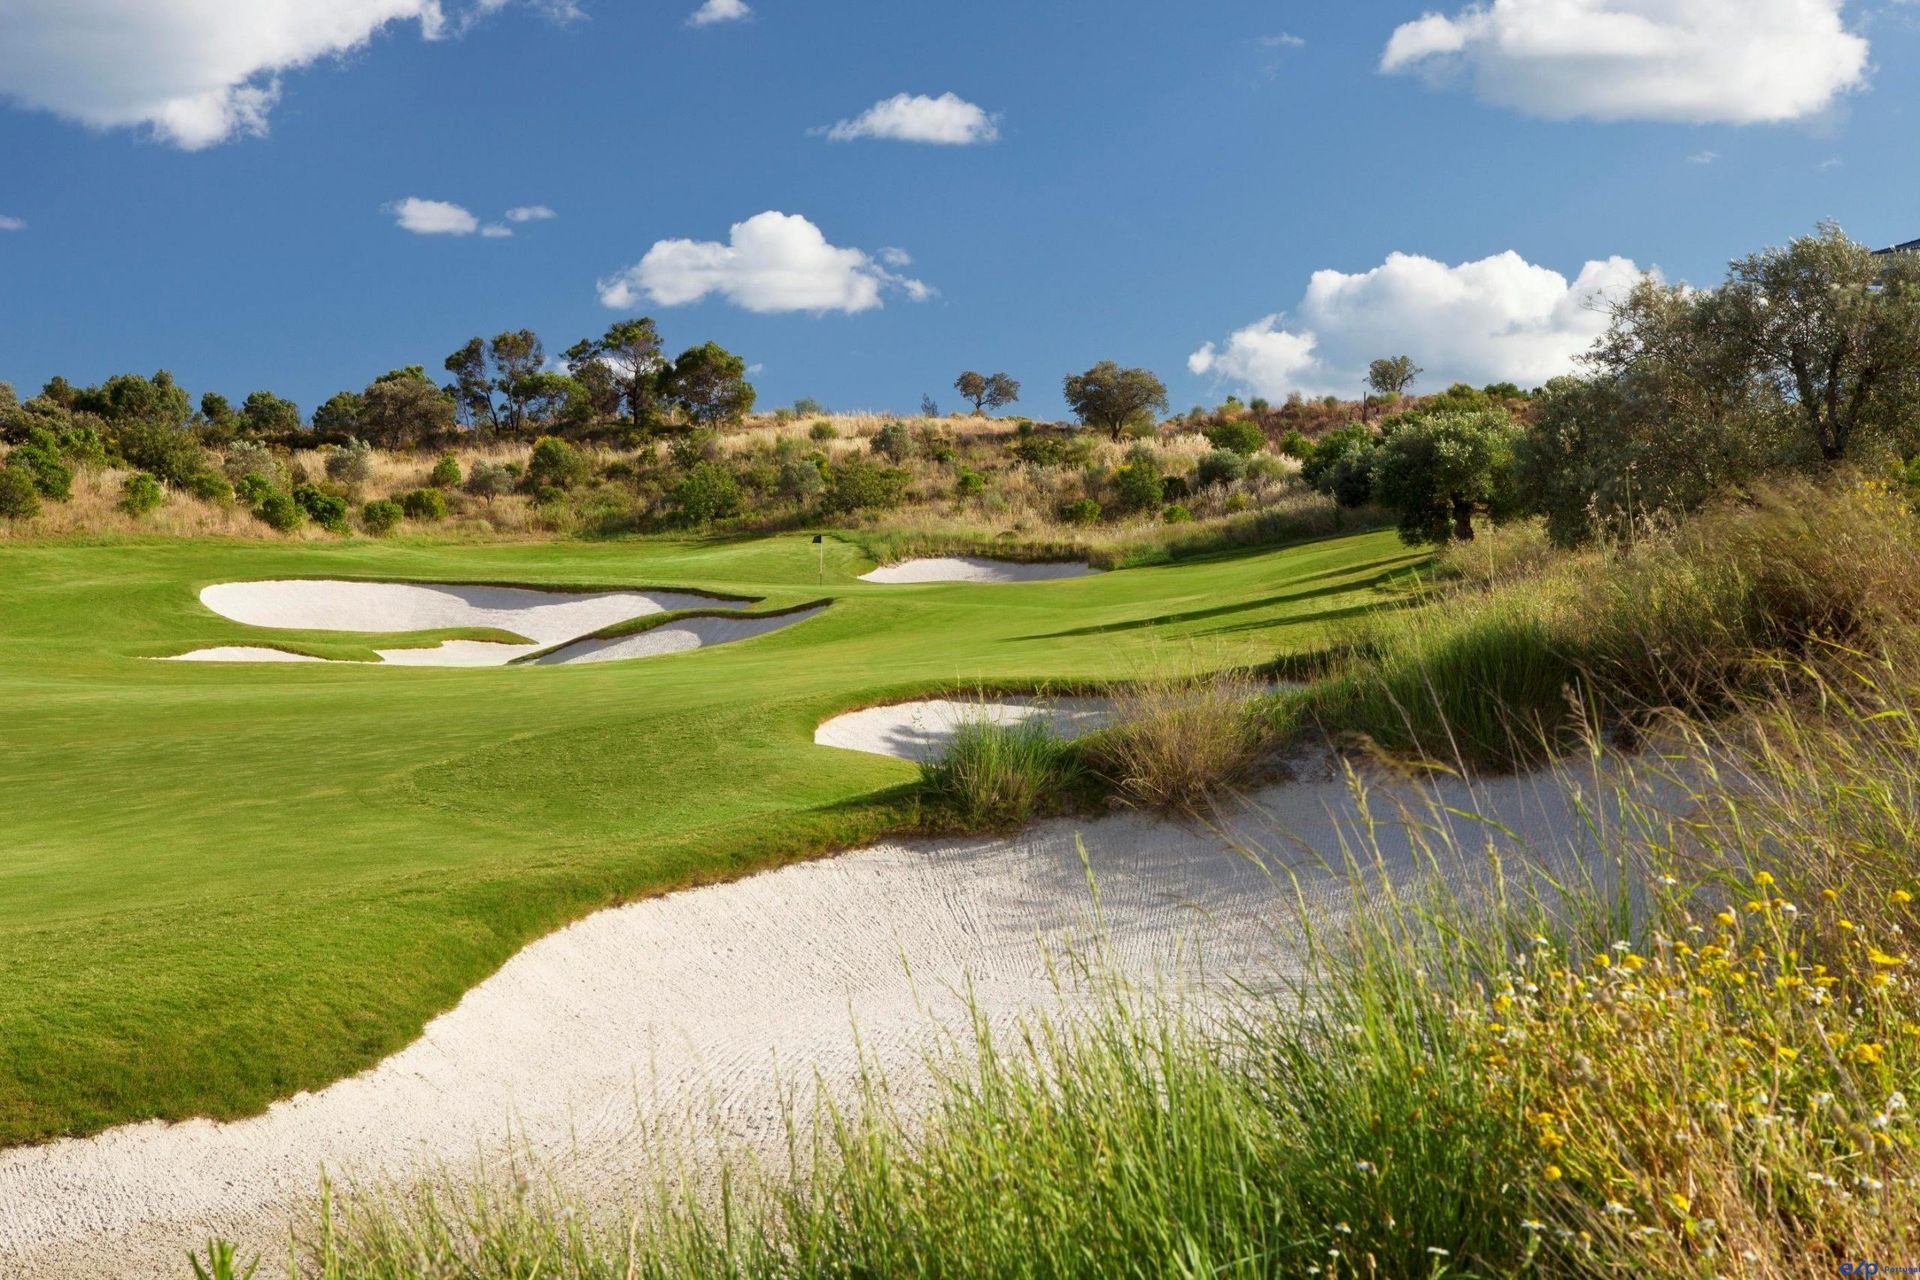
[1544,1165,1563,1181]
[1755,872,1775,888]
[1896,890,1914,906]
[1716,911,1738,928]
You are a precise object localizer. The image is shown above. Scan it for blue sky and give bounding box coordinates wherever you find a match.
[1,0,1917,420]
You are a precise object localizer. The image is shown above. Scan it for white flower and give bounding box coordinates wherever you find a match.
[1660,875,1679,887]
[1889,1091,1908,1112]
[1521,1219,1546,1231]
[1354,1159,1376,1173]
[1427,1246,1450,1256]
[1604,1200,1631,1216]
[1612,940,1631,953]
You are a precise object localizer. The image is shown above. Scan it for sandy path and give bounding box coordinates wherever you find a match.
[815,697,1114,761]
[858,557,1099,584]
[0,756,1638,1279]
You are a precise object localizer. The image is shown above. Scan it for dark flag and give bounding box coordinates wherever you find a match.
[812,534,824,544]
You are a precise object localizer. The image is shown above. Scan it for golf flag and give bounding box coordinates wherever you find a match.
[812,534,823,544]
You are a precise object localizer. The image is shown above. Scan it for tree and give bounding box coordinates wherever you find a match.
[674,461,742,525]
[0,465,40,520]
[1372,410,1522,544]
[1725,221,1920,462]
[312,391,366,439]
[662,342,756,426]
[1367,356,1422,399]
[1204,418,1266,456]
[73,371,192,431]
[360,367,456,449]
[238,390,301,437]
[562,340,624,424]
[527,436,590,491]
[487,330,545,433]
[444,338,496,430]
[1110,443,1164,513]
[199,392,234,428]
[596,318,666,428]
[955,371,1021,415]
[1062,362,1168,441]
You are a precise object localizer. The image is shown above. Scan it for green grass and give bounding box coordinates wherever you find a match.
[0,526,1424,1146]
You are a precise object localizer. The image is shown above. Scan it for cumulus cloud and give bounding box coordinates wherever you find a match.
[0,1,568,149]
[687,0,750,26]
[505,205,557,222]
[820,93,999,145]
[597,211,931,314]
[1188,250,1647,399]
[391,197,481,235]
[1379,0,1869,125]
[0,215,24,232]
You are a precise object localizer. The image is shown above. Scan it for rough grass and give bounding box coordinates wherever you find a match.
[1080,665,1274,815]
[917,713,1085,828]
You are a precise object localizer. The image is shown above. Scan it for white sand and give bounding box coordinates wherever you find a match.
[815,697,1113,761]
[164,646,327,664]
[531,607,828,665]
[0,757,1648,1279]
[859,557,1099,584]
[176,580,759,668]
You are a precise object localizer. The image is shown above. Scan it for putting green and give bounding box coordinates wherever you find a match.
[0,528,1423,1146]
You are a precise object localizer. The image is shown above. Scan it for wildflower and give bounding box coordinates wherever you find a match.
[1896,890,1914,906]
[1612,940,1631,953]
[1716,911,1738,928]
[1622,954,1647,971]
[1840,919,1856,931]
[1823,888,1839,901]
[1813,1092,1836,1107]
[1755,871,1775,888]
[1889,1091,1908,1112]
[1522,1220,1545,1231]
[1660,875,1679,887]
[1604,1201,1631,1216]
[1531,935,1549,948]
[1427,1246,1450,1257]
[1334,1222,1351,1235]
[1854,1043,1886,1065]
[1775,1045,1799,1062]
[1869,948,1905,967]
[1544,1164,1563,1181]
[1668,1192,1691,1215]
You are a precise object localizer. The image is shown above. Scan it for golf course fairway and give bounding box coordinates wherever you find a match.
[0,528,1422,1147]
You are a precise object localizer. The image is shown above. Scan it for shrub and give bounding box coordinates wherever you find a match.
[0,466,40,520]
[249,491,299,531]
[674,461,742,525]
[777,458,826,503]
[527,437,590,492]
[234,471,277,507]
[955,469,985,498]
[870,422,914,463]
[1060,497,1102,526]
[399,488,447,521]
[1279,428,1312,459]
[292,484,350,534]
[1162,503,1193,523]
[918,713,1083,828]
[824,458,911,514]
[113,421,208,486]
[360,499,403,536]
[1159,474,1190,503]
[1196,449,1248,489]
[429,455,462,489]
[118,471,164,517]
[1083,670,1268,815]
[184,470,233,504]
[1111,452,1164,514]
[1204,417,1267,456]
[9,434,73,500]
[809,420,838,441]
[224,439,276,483]
[464,461,515,504]
[323,439,372,488]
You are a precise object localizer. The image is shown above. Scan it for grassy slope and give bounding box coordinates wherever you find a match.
[0,528,1421,1146]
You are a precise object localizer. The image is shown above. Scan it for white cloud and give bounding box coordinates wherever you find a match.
[1380,0,1869,125]
[687,0,750,26]
[597,211,931,314]
[1259,32,1306,49]
[480,223,513,238]
[0,215,24,232]
[820,93,999,145]
[878,246,913,268]
[0,1,573,149]
[1687,149,1720,164]
[505,205,557,222]
[1189,250,1647,399]
[391,197,480,235]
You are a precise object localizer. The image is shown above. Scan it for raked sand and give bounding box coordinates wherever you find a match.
[815,696,1114,761]
[858,557,1099,584]
[0,755,1645,1279]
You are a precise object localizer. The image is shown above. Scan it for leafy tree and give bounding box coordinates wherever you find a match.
[0,465,40,519]
[674,461,742,524]
[360,367,456,449]
[1063,362,1168,441]
[489,330,545,433]
[1367,356,1422,398]
[778,457,826,502]
[562,345,625,424]
[312,391,365,438]
[955,371,1021,414]
[1203,418,1266,456]
[662,342,756,426]
[1372,410,1522,544]
[74,371,192,431]
[1110,443,1164,513]
[1301,424,1377,497]
[199,392,234,429]
[238,390,301,437]
[8,434,73,499]
[570,318,665,429]
[119,472,164,517]
[464,460,516,505]
[527,436,590,491]
[792,396,826,417]
[113,421,209,486]
[444,338,496,430]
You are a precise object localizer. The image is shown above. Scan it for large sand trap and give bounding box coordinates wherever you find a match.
[815,697,1113,761]
[175,580,760,667]
[165,646,328,664]
[859,556,1099,584]
[531,607,827,665]
[0,756,1650,1279]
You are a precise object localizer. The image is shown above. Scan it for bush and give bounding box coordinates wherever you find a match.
[1279,428,1312,459]
[1204,417,1267,456]
[1083,670,1268,815]
[234,471,276,507]
[118,471,164,517]
[527,437,590,491]
[809,420,838,441]
[1159,474,1190,503]
[955,469,985,498]
[824,458,911,514]
[1196,449,1248,489]
[324,439,372,488]
[256,490,303,532]
[399,488,448,521]
[7,440,72,500]
[1060,497,1102,526]
[918,713,1083,828]
[464,461,515,504]
[224,439,276,483]
[113,421,207,487]
[674,461,742,525]
[1110,446,1164,514]
[429,455,462,489]
[869,422,914,463]
[360,499,403,536]
[777,458,826,503]
[184,470,233,503]
[1162,503,1193,523]
[293,484,350,534]
[0,466,40,520]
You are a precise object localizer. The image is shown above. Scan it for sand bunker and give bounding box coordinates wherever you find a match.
[0,756,1650,1278]
[170,580,803,667]
[859,557,1099,584]
[531,607,828,665]
[815,697,1113,761]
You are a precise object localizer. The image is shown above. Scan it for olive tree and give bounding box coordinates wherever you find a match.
[1367,356,1422,398]
[1372,410,1522,544]
[1062,361,1168,441]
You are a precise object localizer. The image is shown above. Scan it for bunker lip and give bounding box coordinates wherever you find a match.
[858,556,1100,584]
[523,604,832,666]
[510,600,835,665]
[0,757,1640,1278]
[815,695,1114,761]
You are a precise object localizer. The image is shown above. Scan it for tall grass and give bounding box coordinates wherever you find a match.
[917,713,1084,829]
[1081,666,1274,815]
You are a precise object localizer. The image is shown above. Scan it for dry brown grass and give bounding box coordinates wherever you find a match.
[1081,663,1275,815]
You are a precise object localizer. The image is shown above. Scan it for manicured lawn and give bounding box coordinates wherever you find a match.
[0,528,1422,1146]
